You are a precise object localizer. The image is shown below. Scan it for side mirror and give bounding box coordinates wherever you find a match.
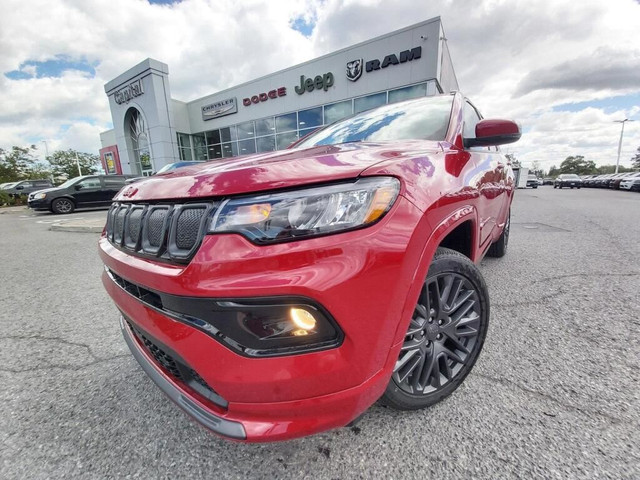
[75,185,83,191]
[465,119,521,148]
[15,185,24,190]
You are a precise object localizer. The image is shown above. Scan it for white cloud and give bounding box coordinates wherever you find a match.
[0,0,638,171]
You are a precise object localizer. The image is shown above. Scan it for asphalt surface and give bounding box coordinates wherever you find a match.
[1,188,638,479]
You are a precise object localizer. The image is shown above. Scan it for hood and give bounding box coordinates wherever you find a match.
[29,187,60,196]
[114,141,441,202]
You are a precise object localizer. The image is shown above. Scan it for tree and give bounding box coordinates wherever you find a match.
[632,147,640,169]
[505,153,521,168]
[548,165,559,177]
[559,156,596,175]
[48,149,99,179]
[0,145,39,183]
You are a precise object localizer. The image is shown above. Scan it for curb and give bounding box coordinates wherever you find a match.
[49,224,104,233]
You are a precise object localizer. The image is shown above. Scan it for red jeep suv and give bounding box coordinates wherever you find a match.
[100,93,520,442]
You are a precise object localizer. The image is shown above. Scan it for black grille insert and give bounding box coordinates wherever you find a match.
[106,202,214,264]
[126,319,228,408]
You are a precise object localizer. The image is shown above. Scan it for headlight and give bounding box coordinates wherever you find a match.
[209,177,400,244]
[32,192,46,200]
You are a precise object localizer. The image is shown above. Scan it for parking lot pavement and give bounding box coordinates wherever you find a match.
[0,187,638,479]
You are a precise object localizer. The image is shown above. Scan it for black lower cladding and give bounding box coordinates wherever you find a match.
[125,318,229,409]
[107,268,343,358]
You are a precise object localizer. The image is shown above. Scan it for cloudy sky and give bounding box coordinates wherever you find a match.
[1,0,638,171]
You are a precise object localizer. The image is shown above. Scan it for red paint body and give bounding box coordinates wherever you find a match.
[100,93,517,442]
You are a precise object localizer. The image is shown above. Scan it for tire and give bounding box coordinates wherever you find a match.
[553,185,557,189]
[487,209,510,258]
[51,197,75,214]
[380,247,490,410]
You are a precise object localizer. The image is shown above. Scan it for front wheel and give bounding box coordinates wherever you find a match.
[380,248,490,410]
[51,198,75,214]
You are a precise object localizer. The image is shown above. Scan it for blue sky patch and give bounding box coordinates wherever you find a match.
[5,55,97,80]
[552,93,640,114]
[148,0,180,4]
[291,16,315,37]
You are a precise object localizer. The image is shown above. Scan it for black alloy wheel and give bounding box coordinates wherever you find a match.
[51,198,75,214]
[381,248,489,410]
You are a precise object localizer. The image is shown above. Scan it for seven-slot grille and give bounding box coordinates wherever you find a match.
[106,202,215,263]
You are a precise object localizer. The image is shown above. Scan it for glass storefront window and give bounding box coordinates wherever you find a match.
[179,147,193,161]
[256,135,276,153]
[276,131,298,150]
[354,92,387,114]
[388,83,427,104]
[237,121,255,140]
[298,107,322,130]
[324,101,352,124]
[221,142,238,158]
[206,129,221,145]
[177,133,191,149]
[220,126,237,143]
[255,118,275,136]
[238,139,256,155]
[208,144,222,159]
[299,127,320,140]
[276,113,297,133]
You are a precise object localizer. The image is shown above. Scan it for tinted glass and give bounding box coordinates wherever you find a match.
[298,107,323,129]
[256,135,276,153]
[221,142,238,158]
[206,129,221,145]
[255,118,275,136]
[77,177,101,188]
[177,133,190,148]
[237,121,255,140]
[324,101,352,124]
[238,139,256,155]
[104,177,126,186]
[463,102,481,139]
[208,144,222,159]
[276,113,297,133]
[388,83,427,104]
[276,132,298,149]
[220,126,237,143]
[354,92,387,114]
[297,96,454,148]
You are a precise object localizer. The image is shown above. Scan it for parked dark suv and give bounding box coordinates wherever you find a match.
[28,175,134,214]
[5,179,53,197]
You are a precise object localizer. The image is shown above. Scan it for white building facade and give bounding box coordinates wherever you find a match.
[99,17,459,176]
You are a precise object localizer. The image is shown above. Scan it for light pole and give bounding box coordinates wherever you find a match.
[614,119,633,174]
[41,140,54,183]
[74,151,82,177]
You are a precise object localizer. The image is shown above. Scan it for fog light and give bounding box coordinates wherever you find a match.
[290,308,316,330]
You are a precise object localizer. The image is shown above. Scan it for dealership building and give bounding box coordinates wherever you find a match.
[99,16,458,176]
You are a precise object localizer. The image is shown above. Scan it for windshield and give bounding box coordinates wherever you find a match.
[563,174,580,179]
[296,95,454,148]
[2,182,18,189]
[156,161,202,174]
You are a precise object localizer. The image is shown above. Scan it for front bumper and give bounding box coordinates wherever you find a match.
[27,198,50,210]
[100,195,426,441]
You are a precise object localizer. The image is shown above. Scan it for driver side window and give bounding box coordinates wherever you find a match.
[77,178,101,189]
[463,102,482,140]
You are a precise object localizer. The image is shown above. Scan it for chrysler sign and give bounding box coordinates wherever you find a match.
[202,98,237,121]
[114,80,144,104]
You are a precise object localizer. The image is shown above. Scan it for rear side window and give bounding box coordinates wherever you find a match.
[103,176,126,187]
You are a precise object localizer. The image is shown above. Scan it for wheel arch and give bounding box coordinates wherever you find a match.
[385,205,480,356]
